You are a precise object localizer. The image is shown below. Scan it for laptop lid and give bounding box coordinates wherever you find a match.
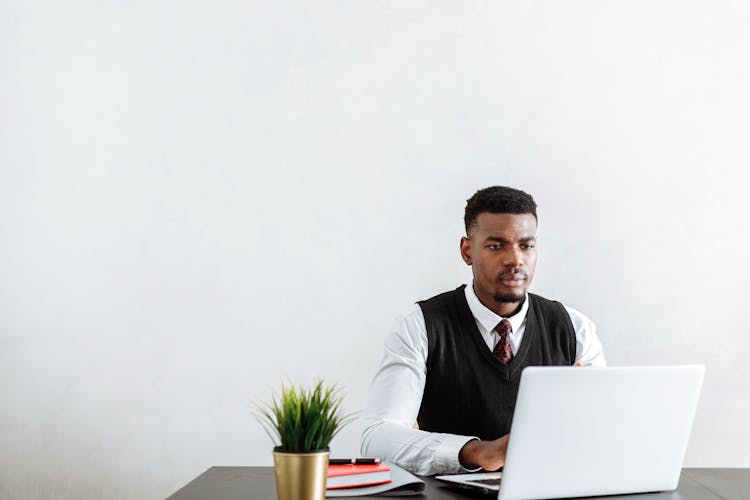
[498,365,704,500]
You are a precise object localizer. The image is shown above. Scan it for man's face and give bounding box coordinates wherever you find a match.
[460,212,538,309]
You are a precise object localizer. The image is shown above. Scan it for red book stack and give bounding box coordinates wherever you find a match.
[326,463,392,490]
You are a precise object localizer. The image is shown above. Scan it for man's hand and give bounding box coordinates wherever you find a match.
[458,434,510,471]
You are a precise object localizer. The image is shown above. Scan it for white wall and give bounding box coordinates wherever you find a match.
[2,1,749,498]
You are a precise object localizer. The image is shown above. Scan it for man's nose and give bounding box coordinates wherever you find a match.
[504,247,525,268]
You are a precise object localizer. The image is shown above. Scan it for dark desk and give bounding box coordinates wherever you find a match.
[167,467,750,500]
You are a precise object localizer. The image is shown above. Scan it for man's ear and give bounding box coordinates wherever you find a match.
[460,236,472,265]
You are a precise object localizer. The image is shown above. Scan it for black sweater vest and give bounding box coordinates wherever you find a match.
[416,285,576,440]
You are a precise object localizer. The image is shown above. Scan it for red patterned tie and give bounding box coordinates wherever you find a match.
[493,319,513,364]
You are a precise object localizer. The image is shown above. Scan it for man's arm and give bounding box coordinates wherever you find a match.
[360,304,481,475]
[566,306,607,367]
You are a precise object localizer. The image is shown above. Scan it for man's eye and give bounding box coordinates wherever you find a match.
[488,244,503,250]
[521,244,535,250]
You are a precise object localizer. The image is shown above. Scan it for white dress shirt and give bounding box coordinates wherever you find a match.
[360,284,606,476]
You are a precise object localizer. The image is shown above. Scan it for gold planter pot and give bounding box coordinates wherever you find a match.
[272,447,330,500]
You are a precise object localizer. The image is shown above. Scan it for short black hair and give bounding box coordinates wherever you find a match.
[464,186,537,236]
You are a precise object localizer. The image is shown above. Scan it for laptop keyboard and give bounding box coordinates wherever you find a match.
[468,478,503,486]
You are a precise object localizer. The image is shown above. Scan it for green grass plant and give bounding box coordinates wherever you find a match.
[255,380,354,452]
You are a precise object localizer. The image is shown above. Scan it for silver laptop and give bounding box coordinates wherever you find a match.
[436,365,705,499]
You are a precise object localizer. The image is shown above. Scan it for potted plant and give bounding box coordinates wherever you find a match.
[255,380,353,500]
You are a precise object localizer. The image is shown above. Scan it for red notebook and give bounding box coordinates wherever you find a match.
[326,463,392,490]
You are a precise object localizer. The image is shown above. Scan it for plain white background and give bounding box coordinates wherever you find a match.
[2,1,749,498]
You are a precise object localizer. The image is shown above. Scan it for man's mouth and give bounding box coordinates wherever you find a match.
[500,273,526,287]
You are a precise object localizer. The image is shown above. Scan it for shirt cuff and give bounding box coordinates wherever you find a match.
[435,434,482,474]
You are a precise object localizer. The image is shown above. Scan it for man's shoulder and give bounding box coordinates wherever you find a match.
[387,303,428,353]
[528,292,564,307]
[396,302,425,323]
[390,285,465,332]
[529,293,595,331]
[561,304,595,332]
[416,285,466,310]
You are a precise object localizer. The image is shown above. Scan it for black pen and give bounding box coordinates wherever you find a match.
[329,458,381,465]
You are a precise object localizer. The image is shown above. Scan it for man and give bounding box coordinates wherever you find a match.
[361,186,606,476]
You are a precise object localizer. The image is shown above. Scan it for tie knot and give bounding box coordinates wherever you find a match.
[494,319,512,335]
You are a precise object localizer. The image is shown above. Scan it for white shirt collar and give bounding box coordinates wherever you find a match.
[464,282,529,335]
